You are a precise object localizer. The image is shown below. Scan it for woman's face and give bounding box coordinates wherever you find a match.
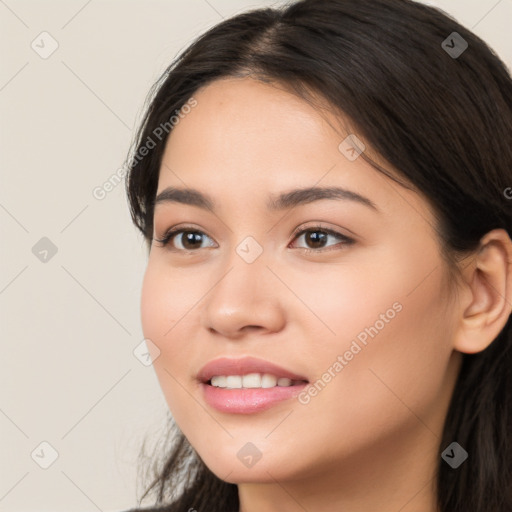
[141,77,462,485]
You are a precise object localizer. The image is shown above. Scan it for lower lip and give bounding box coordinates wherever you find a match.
[201,382,308,414]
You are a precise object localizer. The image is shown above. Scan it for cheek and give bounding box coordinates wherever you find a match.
[140,262,197,379]
[309,249,454,426]
[140,260,199,346]
[140,264,169,347]
[282,259,398,346]
[140,262,197,417]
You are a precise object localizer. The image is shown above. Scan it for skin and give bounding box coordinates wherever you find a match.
[140,77,512,512]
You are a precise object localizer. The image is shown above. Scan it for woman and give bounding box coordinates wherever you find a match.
[123,0,512,510]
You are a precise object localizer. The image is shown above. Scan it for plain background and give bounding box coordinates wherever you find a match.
[1,0,511,510]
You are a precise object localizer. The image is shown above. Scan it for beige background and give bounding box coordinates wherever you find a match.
[1,0,511,510]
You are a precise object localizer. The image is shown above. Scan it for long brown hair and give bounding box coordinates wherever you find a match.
[124,1,512,510]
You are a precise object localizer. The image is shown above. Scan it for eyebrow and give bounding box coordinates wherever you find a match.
[153,186,379,212]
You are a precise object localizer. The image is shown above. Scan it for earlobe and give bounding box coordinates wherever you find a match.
[452,228,512,355]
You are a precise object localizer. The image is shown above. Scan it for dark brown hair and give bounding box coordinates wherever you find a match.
[124,0,512,510]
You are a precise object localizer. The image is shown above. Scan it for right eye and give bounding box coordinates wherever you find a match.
[154,227,217,252]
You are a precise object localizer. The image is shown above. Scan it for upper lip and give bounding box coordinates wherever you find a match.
[197,356,309,383]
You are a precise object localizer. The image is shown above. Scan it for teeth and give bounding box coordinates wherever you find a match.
[210,373,297,389]
[225,375,242,388]
[261,374,277,388]
[210,375,227,388]
[242,373,262,388]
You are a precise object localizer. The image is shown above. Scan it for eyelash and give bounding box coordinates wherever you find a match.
[153,224,355,254]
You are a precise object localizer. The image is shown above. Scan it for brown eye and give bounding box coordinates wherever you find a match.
[302,230,329,249]
[290,227,354,252]
[176,231,207,250]
[154,228,216,251]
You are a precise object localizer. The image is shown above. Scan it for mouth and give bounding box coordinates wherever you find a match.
[197,355,309,387]
[205,373,309,389]
[197,356,309,413]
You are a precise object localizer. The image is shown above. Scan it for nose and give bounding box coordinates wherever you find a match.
[199,251,286,340]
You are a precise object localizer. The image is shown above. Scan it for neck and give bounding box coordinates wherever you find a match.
[238,425,441,512]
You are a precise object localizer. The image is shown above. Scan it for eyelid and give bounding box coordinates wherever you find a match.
[154,222,355,252]
[290,221,348,239]
[288,222,355,252]
[153,224,217,251]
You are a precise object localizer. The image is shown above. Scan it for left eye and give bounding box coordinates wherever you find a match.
[154,226,354,252]
[290,228,354,252]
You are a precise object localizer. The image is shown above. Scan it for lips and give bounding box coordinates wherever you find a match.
[197,356,309,384]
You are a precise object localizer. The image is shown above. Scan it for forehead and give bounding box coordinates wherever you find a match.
[163,77,340,168]
[156,77,432,226]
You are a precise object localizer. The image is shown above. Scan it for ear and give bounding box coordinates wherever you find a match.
[453,228,512,354]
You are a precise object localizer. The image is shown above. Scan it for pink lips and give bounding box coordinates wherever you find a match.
[197,356,309,414]
[197,356,309,384]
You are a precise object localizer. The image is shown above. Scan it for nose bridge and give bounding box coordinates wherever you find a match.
[215,233,270,297]
[199,236,285,336]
